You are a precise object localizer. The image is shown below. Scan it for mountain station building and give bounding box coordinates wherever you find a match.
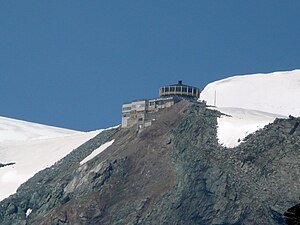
[122,81,200,128]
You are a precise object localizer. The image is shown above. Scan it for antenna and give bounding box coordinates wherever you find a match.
[214,90,217,106]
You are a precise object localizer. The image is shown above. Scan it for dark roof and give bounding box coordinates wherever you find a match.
[162,81,199,89]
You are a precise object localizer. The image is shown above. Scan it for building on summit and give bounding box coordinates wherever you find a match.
[159,80,200,99]
[121,97,176,128]
[122,81,200,128]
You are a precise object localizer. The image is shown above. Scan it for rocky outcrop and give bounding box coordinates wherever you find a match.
[285,203,300,225]
[0,100,300,224]
[0,162,15,168]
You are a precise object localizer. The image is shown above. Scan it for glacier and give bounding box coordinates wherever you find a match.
[200,70,300,147]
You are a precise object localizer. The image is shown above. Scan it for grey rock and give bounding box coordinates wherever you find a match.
[0,100,299,225]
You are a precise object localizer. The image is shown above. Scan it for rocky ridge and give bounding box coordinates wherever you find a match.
[0,100,300,224]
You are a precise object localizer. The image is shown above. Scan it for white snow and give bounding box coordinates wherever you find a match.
[80,139,115,165]
[25,208,32,218]
[0,116,109,201]
[211,107,286,148]
[200,69,299,148]
[200,70,300,117]
[0,116,79,142]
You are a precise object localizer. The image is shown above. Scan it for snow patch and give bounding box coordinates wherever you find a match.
[80,139,115,165]
[211,107,286,148]
[26,208,32,217]
[200,69,300,117]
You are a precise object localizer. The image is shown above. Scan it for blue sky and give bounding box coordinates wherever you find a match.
[0,1,299,131]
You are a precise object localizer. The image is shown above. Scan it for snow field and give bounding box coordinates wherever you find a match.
[0,116,111,201]
[211,107,286,148]
[200,70,300,117]
[0,130,100,201]
[200,70,299,148]
[0,116,79,142]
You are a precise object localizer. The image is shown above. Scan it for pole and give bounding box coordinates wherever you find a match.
[214,90,217,106]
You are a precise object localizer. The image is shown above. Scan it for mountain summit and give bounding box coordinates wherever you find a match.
[0,99,299,224]
[0,70,300,224]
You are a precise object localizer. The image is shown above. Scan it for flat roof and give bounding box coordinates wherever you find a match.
[122,99,148,105]
[122,96,176,105]
[161,84,200,89]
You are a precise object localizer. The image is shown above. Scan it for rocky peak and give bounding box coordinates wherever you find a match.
[0,100,300,224]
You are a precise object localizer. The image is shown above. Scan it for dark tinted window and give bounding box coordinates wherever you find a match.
[182,87,187,92]
[170,87,175,92]
[123,107,131,111]
[122,113,130,117]
[176,87,181,92]
[165,87,169,92]
[188,88,192,93]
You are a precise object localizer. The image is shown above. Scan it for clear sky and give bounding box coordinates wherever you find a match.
[0,1,299,131]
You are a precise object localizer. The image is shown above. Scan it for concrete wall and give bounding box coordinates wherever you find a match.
[122,97,176,128]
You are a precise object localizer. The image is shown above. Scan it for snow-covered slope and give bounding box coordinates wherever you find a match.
[211,107,286,148]
[0,116,79,142]
[200,70,299,148]
[200,70,300,117]
[0,117,102,201]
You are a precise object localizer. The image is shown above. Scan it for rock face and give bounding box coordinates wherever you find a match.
[285,203,300,225]
[0,100,300,224]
